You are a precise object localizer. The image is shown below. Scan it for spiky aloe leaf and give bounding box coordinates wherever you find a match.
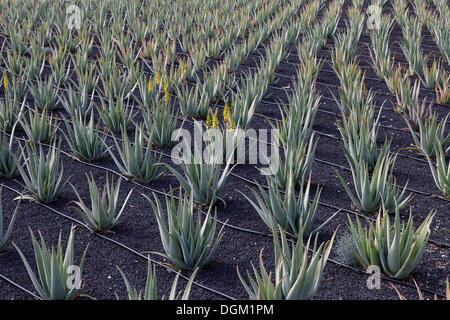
[12,226,89,300]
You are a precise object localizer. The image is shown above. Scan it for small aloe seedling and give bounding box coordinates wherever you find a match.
[0,187,19,252]
[347,205,435,279]
[15,139,64,203]
[70,173,133,231]
[13,225,89,300]
[109,125,162,184]
[237,224,336,300]
[144,189,226,270]
[117,257,199,300]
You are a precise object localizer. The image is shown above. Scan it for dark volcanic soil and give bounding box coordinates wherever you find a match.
[0,0,448,300]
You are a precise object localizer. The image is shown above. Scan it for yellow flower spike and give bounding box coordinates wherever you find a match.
[229,118,236,132]
[223,100,230,124]
[3,73,8,90]
[206,111,212,129]
[212,109,219,129]
[156,72,161,87]
[163,80,170,105]
[148,79,153,93]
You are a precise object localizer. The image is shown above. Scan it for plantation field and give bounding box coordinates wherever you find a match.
[0,0,449,300]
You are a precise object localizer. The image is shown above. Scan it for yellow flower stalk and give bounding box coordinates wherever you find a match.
[212,109,219,129]
[148,79,153,93]
[163,80,170,105]
[229,118,236,132]
[156,72,161,87]
[3,73,8,90]
[206,111,212,129]
[223,101,230,124]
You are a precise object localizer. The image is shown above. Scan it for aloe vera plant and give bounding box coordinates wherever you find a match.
[19,106,58,143]
[272,133,317,189]
[59,84,96,118]
[117,257,198,300]
[142,100,179,148]
[337,106,390,171]
[166,149,234,206]
[420,59,444,90]
[62,111,108,162]
[0,93,25,134]
[347,206,435,279]
[110,125,162,183]
[0,188,19,252]
[396,78,430,133]
[28,77,58,110]
[16,139,64,203]
[400,16,426,76]
[237,225,336,300]
[136,76,159,109]
[98,94,134,133]
[332,60,374,117]
[176,85,210,119]
[275,88,319,149]
[241,172,337,238]
[435,74,450,105]
[336,152,413,213]
[426,143,450,197]
[0,127,21,178]
[369,15,395,80]
[144,190,225,270]
[430,16,450,65]
[406,111,450,158]
[13,226,89,300]
[70,173,133,231]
